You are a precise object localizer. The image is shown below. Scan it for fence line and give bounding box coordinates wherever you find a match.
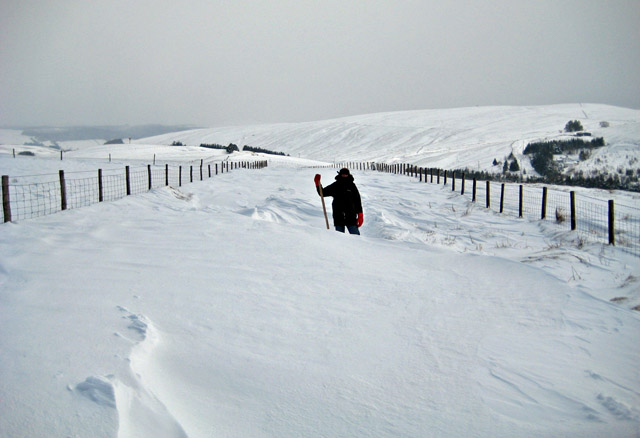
[2,159,267,222]
[4,158,639,257]
[334,161,640,257]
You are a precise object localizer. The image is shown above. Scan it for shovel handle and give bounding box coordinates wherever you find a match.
[317,184,330,230]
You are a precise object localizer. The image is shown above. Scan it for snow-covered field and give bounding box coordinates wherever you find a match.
[1,105,639,437]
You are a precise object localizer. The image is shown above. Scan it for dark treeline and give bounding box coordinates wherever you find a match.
[523,137,605,155]
[199,143,288,156]
[522,137,609,182]
[242,145,288,156]
[200,143,238,153]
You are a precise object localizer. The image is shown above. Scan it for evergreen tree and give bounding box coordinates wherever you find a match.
[564,120,584,132]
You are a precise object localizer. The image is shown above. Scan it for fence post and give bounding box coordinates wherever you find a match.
[570,191,576,230]
[208,164,211,178]
[216,163,218,175]
[541,187,548,220]
[519,185,523,218]
[486,181,491,208]
[437,169,440,184]
[444,170,447,186]
[500,183,505,213]
[2,175,11,222]
[98,169,103,202]
[200,160,204,181]
[472,178,477,202]
[59,170,67,210]
[60,151,63,161]
[461,173,465,195]
[179,166,182,186]
[148,165,152,190]
[190,166,193,183]
[608,200,615,245]
[125,166,131,195]
[165,164,169,186]
[452,172,456,191]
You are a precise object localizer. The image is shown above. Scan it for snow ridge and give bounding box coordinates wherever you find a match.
[75,307,188,438]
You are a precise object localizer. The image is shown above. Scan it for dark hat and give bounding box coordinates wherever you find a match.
[338,168,350,176]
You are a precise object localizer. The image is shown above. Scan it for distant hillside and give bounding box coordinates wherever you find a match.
[137,104,640,190]
[17,124,199,142]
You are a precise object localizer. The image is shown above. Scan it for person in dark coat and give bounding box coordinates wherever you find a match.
[314,168,363,234]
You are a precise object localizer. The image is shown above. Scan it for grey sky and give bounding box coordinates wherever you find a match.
[1,0,639,127]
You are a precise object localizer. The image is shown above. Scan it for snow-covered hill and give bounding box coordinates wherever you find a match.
[3,104,639,183]
[134,104,640,178]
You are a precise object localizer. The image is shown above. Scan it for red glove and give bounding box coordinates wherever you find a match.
[314,174,321,186]
[357,212,364,227]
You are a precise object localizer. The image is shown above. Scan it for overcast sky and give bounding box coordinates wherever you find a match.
[1,0,639,127]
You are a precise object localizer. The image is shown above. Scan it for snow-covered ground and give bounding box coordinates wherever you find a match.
[1,106,639,437]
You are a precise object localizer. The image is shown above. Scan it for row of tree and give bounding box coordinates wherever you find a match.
[198,143,287,155]
[523,137,605,177]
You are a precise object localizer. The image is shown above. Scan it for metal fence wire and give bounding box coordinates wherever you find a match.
[2,160,267,224]
[3,160,639,257]
[336,161,640,257]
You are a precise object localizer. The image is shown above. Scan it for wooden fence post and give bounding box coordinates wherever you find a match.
[179,166,182,186]
[216,163,218,175]
[59,170,67,210]
[208,164,211,178]
[461,173,465,195]
[608,200,615,245]
[148,165,152,190]
[200,160,203,181]
[2,175,11,222]
[500,183,505,213]
[570,191,577,230]
[190,166,193,183]
[437,169,440,184]
[444,170,448,186]
[472,178,477,202]
[486,181,491,208]
[519,185,523,218]
[541,187,548,220]
[98,169,103,202]
[452,172,456,191]
[125,166,131,195]
[165,164,169,186]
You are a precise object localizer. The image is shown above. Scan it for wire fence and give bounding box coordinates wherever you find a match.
[4,157,639,257]
[336,161,640,257]
[2,159,267,223]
